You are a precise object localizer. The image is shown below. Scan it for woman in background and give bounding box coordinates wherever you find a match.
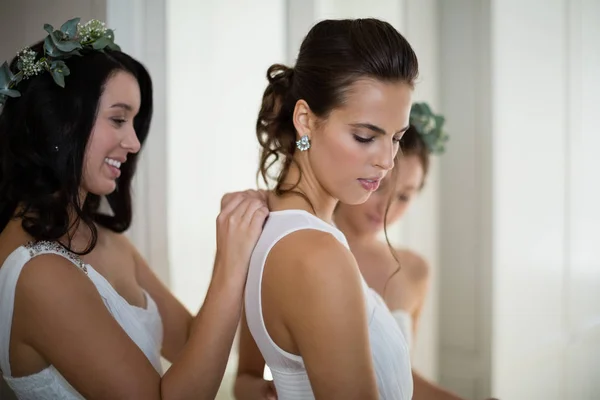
[334,102,465,400]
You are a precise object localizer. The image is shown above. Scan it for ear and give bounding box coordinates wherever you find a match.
[292,99,316,139]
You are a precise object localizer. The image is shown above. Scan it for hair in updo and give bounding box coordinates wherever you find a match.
[256,18,419,193]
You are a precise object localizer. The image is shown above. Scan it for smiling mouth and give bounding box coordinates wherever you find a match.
[105,158,122,169]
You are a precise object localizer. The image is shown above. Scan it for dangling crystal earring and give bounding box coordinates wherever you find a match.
[296,135,311,151]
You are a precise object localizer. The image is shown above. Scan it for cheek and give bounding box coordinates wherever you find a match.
[317,131,365,173]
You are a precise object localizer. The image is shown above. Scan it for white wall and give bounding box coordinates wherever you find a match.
[491,1,567,398]
[166,0,286,312]
[438,2,493,397]
[106,0,171,286]
[567,1,600,398]
[439,0,600,399]
[166,1,286,396]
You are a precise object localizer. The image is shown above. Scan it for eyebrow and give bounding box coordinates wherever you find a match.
[349,123,410,135]
[110,103,134,111]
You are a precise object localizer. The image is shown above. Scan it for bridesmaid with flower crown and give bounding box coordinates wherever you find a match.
[0,18,268,399]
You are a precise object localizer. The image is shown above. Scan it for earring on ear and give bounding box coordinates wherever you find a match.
[296,135,311,151]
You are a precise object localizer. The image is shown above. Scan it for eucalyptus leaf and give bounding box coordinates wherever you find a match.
[91,36,111,50]
[43,24,55,35]
[0,62,15,88]
[107,42,121,51]
[2,18,122,103]
[48,31,62,49]
[0,88,20,97]
[51,70,66,87]
[50,60,70,77]
[44,37,59,57]
[60,17,80,38]
[67,50,82,57]
[55,40,82,53]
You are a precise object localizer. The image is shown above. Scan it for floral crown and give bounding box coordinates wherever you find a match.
[409,102,449,155]
[0,18,120,108]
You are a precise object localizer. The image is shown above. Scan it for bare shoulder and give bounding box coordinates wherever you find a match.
[268,229,362,291]
[14,252,101,342]
[395,248,430,283]
[18,253,94,301]
[265,229,379,398]
[14,252,161,398]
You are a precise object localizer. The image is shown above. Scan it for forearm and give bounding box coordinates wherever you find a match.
[234,374,269,400]
[161,268,245,400]
[412,370,465,400]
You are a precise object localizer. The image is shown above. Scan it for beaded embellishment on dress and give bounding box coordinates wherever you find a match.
[24,241,88,275]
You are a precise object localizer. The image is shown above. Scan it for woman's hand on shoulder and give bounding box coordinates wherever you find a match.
[213,189,269,285]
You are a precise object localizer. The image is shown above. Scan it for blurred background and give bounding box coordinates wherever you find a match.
[1,0,599,399]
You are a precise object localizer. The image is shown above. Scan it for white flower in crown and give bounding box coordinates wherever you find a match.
[16,48,46,79]
[78,19,108,42]
[423,115,436,134]
[0,17,121,108]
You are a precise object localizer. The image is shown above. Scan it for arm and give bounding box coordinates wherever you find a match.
[18,191,268,400]
[132,245,193,363]
[159,191,269,399]
[234,312,276,400]
[270,230,379,399]
[132,189,271,364]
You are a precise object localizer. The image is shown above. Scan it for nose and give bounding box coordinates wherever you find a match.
[121,126,141,154]
[374,138,397,171]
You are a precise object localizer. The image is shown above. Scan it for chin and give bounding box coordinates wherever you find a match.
[339,191,372,206]
[85,181,118,197]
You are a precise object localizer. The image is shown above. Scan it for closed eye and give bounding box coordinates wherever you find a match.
[353,134,375,144]
[111,118,127,127]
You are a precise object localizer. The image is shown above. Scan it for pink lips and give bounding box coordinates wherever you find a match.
[358,178,381,191]
[106,164,121,179]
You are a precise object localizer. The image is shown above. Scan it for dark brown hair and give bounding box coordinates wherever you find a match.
[257,19,419,296]
[399,125,430,188]
[256,18,419,194]
[380,127,431,295]
[0,41,153,254]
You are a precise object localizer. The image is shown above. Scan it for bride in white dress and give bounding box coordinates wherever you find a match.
[237,18,419,400]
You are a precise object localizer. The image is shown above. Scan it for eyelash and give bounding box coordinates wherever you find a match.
[353,134,374,143]
[111,118,127,127]
[353,134,403,144]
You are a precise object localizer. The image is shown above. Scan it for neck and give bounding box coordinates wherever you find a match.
[272,161,338,223]
[333,212,378,246]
